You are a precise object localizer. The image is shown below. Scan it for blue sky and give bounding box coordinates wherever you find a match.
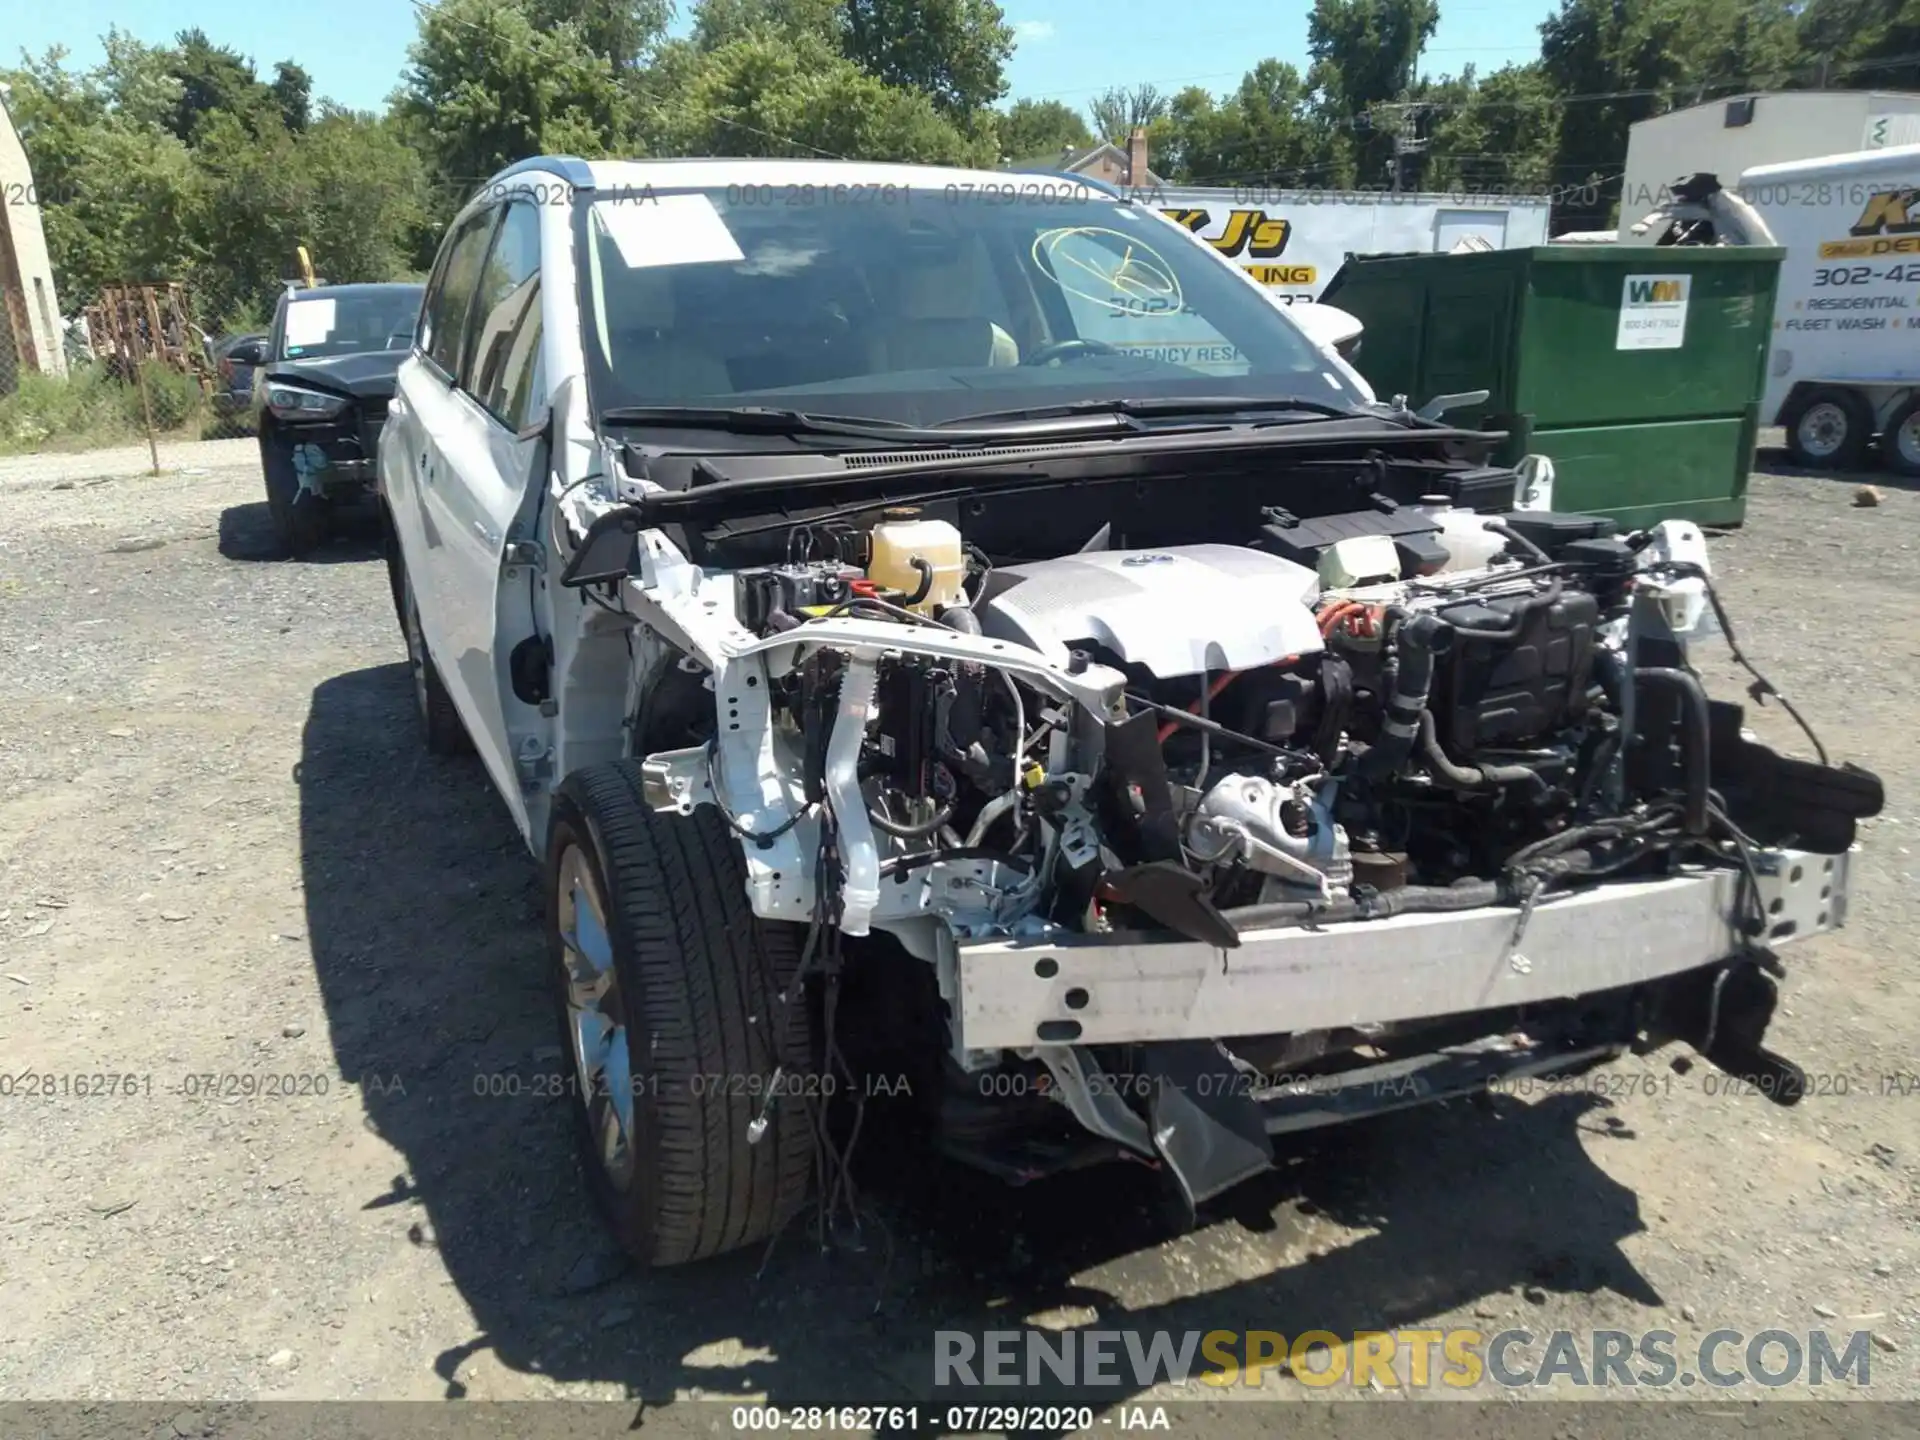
[7,0,1558,117]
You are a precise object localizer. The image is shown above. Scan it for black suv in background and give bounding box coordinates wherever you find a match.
[253,282,424,556]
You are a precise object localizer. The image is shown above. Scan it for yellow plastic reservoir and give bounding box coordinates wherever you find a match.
[868,512,966,612]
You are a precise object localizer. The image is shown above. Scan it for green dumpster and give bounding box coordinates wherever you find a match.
[1318,245,1785,528]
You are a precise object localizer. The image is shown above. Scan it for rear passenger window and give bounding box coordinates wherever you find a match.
[464,202,544,421]
[419,207,498,379]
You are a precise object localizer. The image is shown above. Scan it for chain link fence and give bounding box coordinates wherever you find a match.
[0,280,260,487]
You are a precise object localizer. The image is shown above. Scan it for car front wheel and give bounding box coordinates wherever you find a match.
[545,764,816,1266]
[261,435,329,557]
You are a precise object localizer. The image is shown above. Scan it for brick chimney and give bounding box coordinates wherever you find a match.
[1126,126,1149,188]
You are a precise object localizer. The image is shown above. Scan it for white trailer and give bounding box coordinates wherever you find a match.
[1740,142,1920,473]
[1145,185,1552,308]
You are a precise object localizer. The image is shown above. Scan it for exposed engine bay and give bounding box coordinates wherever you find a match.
[569,439,1882,1212]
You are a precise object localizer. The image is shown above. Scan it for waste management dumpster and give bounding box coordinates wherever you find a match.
[1319,245,1785,527]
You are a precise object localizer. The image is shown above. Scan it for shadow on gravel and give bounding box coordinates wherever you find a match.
[1753,446,1920,495]
[299,662,1661,1421]
[217,499,384,563]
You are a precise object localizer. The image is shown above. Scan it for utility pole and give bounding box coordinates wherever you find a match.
[1370,101,1431,195]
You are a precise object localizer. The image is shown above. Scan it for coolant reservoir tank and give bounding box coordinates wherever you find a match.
[1419,495,1506,572]
[868,509,965,612]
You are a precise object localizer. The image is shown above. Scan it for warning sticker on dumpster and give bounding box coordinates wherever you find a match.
[1617,274,1690,350]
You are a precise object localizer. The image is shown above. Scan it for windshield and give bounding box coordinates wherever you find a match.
[278,289,421,361]
[575,187,1365,430]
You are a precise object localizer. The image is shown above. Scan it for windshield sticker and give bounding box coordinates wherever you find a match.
[1034,227,1182,314]
[284,298,337,348]
[597,194,745,269]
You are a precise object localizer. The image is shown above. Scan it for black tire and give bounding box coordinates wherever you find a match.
[261,434,329,557]
[1783,386,1872,470]
[399,565,473,756]
[545,764,815,1267]
[1879,394,1920,477]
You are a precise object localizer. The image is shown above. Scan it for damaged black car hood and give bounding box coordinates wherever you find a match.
[264,349,408,401]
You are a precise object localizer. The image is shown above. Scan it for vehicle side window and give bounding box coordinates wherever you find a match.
[462,201,543,409]
[419,207,498,380]
[477,282,544,430]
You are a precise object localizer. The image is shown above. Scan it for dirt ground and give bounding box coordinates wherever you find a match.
[0,453,1916,1422]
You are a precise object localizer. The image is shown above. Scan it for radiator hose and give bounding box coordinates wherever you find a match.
[1633,666,1711,835]
[1356,610,1453,781]
[1418,710,1548,793]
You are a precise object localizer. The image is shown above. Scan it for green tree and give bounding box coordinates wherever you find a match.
[1420,63,1561,197]
[168,27,272,142]
[529,0,673,70]
[995,97,1092,162]
[841,0,1013,117]
[1087,83,1165,144]
[689,0,844,50]
[271,61,313,133]
[396,0,629,193]
[1541,0,1798,227]
[650,30,992,162]
[1149,63,1325,186]
[1799,0,1920,91]
[1306,0,1440,187]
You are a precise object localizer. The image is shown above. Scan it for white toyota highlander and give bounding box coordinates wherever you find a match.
[377,155,1881,1267]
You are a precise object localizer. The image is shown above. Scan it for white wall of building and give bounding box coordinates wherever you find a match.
[0,88,68,381]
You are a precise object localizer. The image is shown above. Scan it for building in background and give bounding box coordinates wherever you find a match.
[1012,127,1166,189]
[1621,90,1920,230]
[0,82,67,390]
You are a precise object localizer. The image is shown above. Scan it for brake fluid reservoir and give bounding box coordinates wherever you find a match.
[868,510,965,612]
[1420,496,1506,572]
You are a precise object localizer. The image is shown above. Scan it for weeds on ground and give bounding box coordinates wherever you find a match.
[0,364,213,455]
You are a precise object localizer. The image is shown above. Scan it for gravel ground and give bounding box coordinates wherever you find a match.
[0,455,1915,1420]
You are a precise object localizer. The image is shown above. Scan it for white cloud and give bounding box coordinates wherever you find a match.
[1013,19,1056,41]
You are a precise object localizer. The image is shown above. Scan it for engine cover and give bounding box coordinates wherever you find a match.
[973,545,1323,678]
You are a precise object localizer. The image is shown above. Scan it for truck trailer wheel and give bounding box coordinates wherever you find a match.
[1784,387,1872,470]
[1879,395,1920,477]
[544,765,815,1266]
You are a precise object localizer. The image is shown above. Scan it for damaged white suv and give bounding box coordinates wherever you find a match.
[379,157,1882,1266]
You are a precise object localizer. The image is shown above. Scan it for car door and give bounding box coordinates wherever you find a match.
[413,199,549,825]
[386,203,505,759]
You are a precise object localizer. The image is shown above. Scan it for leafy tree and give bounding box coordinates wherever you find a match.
[1149,63,1326,185]
[1087,83,1165,144]
[651,30,991,162]
[1799,0,1920,91]
[272,61,313,133]
[690,0,844,50]
[995,97,1092,162]
[1420,62,1560,197]
[529,0,673,70]
[1307,0,1440,187]
[168,28,270,142]
[396,0,628,190]
[1541,0,1798,227]
[841,0,1014,117]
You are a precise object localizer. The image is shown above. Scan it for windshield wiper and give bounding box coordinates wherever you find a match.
[599,404,1141,445]
[938,395,1377,428]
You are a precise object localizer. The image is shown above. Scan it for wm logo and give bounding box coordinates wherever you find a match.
[1628,278,1685,303]
[1849,188,1920,236]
